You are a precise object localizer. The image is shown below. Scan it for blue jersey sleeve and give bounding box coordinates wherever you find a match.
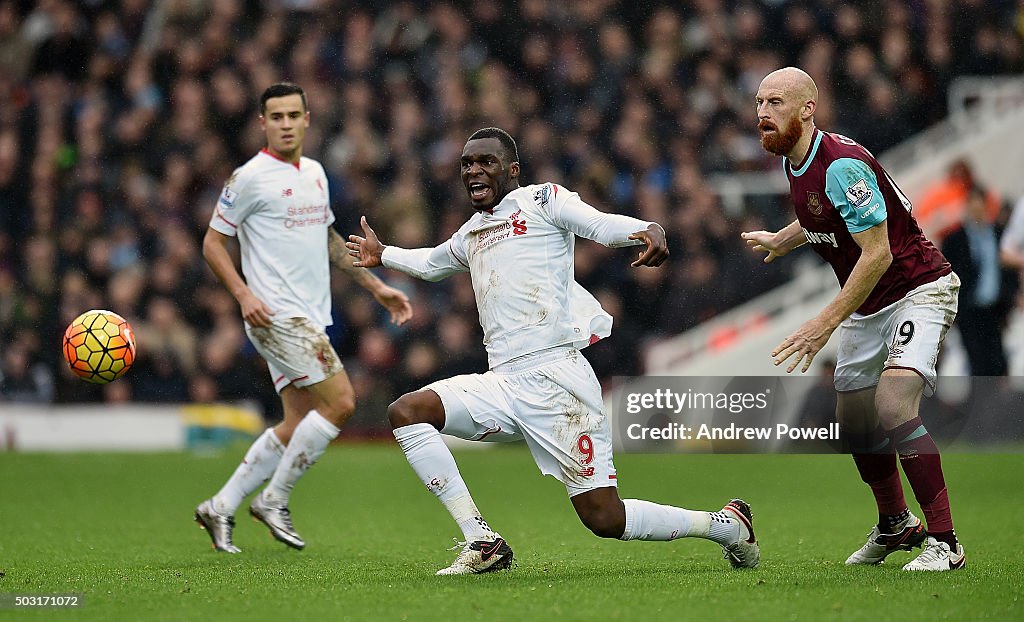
[824,158,887,233]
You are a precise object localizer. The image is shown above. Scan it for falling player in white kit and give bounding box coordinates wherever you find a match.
[194,83,413,553]
[347,127,759,575]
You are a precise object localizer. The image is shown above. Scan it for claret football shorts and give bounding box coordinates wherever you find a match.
[245,316,344,393]
[835,272,960,396]
[425,346,618,497]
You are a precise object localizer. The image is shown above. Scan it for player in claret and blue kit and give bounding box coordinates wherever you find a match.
[742,67,965,571]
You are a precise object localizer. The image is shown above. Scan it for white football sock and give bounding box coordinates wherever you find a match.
[394,423,493,541]
[621,499,738,545]
[262,410,338,506]
[212,428,285,516]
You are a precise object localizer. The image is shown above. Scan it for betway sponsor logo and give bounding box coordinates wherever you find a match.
[802,228,839,248]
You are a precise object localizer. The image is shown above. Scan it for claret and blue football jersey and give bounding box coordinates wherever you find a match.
[784,128,950,314]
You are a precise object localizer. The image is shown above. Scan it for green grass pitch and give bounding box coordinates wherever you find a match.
[1,445,1021,620]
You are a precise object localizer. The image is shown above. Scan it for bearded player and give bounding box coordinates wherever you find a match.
[741,67,965,571]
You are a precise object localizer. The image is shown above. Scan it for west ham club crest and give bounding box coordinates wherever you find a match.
[807,191,822,215]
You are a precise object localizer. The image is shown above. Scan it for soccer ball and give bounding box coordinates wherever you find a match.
[62,309,137,384]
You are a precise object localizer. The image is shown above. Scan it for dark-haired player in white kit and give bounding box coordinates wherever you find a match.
[348,127,759,575]
[194,83,412,552]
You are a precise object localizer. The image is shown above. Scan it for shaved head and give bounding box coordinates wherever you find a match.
[755,67,819,158]
[760,67,818,109]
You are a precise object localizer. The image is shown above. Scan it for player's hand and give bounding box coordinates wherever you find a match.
[742,230,786,264]
[628,223,669,267]
[771,316,835,373]
[237,289,274,328]
[347,216,385,268]
[373,284,413,326]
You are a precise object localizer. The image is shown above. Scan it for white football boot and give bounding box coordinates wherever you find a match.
[436,534,514,576]
[721,499,760,569]
[845,513,926,565]
[903,537,966,571]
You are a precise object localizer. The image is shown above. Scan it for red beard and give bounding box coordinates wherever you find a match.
[759,115,803,156]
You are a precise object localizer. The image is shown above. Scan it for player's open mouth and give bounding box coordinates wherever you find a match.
[469,182,490,201]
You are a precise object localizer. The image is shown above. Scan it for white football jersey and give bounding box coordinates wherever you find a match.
[210,149,336,327]
[382,183,653,368]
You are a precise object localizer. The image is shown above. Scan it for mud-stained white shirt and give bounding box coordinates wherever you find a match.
[209,149,336,327]
[382,183,653,368]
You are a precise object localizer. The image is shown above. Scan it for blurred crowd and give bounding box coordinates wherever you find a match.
[1,0,1022,429]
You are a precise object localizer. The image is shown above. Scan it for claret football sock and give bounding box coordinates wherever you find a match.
[394,423,493,541]
[849,424,908,521]
[212,428,285,516]
[890,416,954,534]
[262,410,338,506]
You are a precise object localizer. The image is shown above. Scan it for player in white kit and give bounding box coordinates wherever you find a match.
[347,127,760,575]
[194,83,413,553]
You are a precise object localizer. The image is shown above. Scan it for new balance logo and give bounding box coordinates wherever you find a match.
[282,188,293,197]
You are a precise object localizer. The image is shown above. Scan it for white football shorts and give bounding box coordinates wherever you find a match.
[245,316,344,393]
[425,346,617,497]
[835,272,960,396]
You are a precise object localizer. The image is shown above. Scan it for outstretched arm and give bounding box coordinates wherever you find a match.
[345,216,386,268]
[328,227,412,326]
[741,220,807,263]
[546,185,668,267]
[626,223,670,267]
[347,216,468,282]
[771,222,892,373]
[202,228,274,327]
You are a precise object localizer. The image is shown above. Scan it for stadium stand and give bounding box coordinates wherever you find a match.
[1,0,1022,435]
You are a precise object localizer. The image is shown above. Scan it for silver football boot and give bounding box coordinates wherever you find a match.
[194,499,241,553]
[249,491,306,550]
